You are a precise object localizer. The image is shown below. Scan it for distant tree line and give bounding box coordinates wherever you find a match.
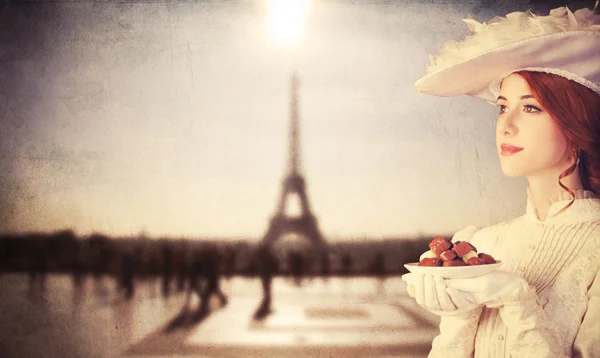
[0,230,437,277]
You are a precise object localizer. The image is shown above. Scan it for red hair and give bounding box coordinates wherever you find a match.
[512,71,600,212]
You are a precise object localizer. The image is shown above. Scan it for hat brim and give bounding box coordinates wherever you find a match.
[414,31,600,103]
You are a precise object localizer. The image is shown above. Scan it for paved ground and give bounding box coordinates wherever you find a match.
[0,274,440,358]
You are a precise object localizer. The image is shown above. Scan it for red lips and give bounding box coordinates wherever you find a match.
[500,143,523,156]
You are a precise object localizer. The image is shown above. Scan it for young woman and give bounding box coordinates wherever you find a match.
[403,4,600,358]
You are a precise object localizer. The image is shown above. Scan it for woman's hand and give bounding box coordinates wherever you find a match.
[444,270,534,308]
[402,273,481,316]
[451,225,478,243]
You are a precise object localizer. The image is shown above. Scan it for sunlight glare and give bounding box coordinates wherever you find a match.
[264,0,312,46]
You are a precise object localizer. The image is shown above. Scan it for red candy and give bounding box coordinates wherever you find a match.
[429,235,448,245]
[418,258,442,267]
[429,236,451,251]
[453,241,476,258]
[466,257,484,265]
[429,236,452,257]
[443,260,466,267]
[439,250,457,262]
[417,235,497,267]
[430,244,446,257]
[478,253,496,264]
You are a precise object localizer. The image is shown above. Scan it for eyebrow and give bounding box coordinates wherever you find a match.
[497,95,535,101]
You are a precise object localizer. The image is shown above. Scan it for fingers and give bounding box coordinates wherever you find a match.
[407,285,415,297]
[424,275,441,311]
[446,287,477,309]
[451,225,478,243]
[444,276,486,294]
[434,275,456,311]
[414,274,425,306]
[406,274,482,316]
[408,274,480,315]
[402,273,415,297]
[428,307,474,317]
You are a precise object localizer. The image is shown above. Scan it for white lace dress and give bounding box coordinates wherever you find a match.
[428,189,600,358]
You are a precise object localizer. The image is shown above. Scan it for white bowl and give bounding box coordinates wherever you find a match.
[404,261,503,279]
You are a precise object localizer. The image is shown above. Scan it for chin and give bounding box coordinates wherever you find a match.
[501,169,523,177]
[499,163,525,177]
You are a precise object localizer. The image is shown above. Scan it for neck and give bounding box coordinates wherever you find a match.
[527,167,583,221]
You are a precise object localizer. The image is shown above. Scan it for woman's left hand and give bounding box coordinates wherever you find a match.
[444,270,534,309]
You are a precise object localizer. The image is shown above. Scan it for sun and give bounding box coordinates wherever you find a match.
[264,0,312,47]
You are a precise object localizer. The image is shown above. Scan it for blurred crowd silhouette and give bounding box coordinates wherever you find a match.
[0,230,431,325]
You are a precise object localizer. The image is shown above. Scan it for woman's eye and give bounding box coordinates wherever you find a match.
[523,105,541,113]
[498,105,507,114]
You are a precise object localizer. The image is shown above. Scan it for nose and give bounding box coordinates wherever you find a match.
[497,112,517,137]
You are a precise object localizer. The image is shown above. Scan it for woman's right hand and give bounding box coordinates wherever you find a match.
[404,225,481,316]
[402,273,481,316]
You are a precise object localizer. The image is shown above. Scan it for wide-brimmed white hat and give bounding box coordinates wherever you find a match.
[414,3,600,103]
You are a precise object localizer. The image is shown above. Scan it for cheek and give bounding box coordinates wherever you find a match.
[534,122,569,161]
[548,122,569,152]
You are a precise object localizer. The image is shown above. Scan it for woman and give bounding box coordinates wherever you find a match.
[403,3,600,358]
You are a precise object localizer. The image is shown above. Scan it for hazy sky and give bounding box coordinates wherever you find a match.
[1,0,588,240]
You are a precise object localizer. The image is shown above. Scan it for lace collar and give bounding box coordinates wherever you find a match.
[525,187,600,224]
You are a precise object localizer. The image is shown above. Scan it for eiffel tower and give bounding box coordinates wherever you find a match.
[261,72,327,251]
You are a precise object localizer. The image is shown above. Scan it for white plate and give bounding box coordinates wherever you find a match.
[404,261,503,279]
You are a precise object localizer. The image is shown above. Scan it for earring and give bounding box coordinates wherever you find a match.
[572,148,580,166]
